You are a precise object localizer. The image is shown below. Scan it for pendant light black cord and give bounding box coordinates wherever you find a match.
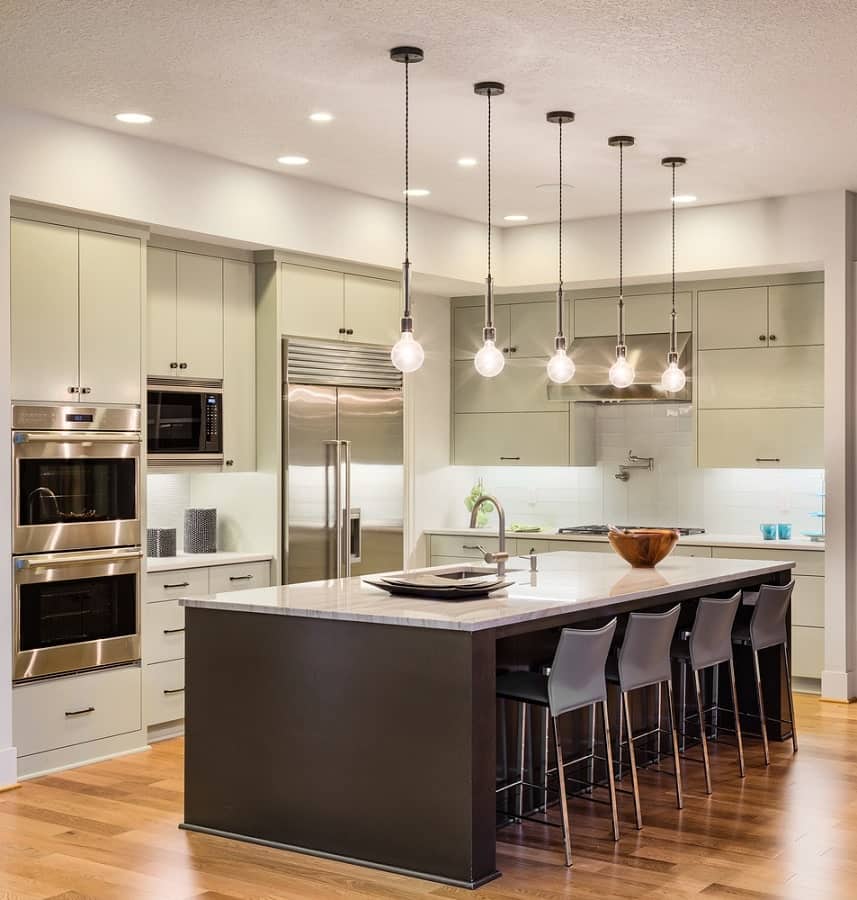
[404,59,409,265]
[558,121,563,291]
[619,141,624,300]
[671,163,676,354]
[487,91,492,280]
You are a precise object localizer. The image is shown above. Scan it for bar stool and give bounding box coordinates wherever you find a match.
[495,619,620,867]
[670,592,745,794]
[731,580,798,765]
[608,604,683,829]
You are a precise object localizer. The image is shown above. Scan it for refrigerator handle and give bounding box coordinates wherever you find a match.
[325,440,344,579]
[342,440,353,577]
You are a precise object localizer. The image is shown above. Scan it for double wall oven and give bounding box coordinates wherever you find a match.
[11,405,143,682]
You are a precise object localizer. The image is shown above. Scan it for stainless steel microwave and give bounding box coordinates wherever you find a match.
[147,379,223,467]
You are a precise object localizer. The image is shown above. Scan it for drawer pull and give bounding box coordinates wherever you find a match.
[499,456,521,461]
[163,581,190,589]
[65,706,95,718]
[163,687,185,695]
[229,574,254,582]
[163,627,185,635]
[755,457,781,463]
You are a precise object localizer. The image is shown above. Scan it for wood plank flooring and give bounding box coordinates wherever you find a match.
[1,693,856,899]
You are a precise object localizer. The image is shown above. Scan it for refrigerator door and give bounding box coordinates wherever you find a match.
[337,387,404,577]
[283,384,339,585]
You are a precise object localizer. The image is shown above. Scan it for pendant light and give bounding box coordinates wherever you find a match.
[607,135,636,389]
[660,155,688,393]
[389,46,426,374]
[545,111,576,384]
[473,81,506,378]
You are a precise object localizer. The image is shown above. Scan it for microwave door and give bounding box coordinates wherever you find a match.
[147,390,202,453]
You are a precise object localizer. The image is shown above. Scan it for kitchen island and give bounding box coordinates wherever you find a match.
[179,551,794,889]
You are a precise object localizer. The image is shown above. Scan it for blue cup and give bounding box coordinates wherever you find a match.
[778,523,792,540]
[760,523,777,540]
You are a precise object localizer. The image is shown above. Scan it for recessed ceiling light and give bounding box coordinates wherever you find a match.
[672,194,697,203]
[115,112,152,124]
[403,188,430,197]
[309,112,334,123]
[457,157,477,167]
[504,214,529,222]
[277,155,309,166]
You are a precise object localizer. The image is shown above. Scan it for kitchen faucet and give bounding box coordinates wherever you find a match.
[466,494,509,577]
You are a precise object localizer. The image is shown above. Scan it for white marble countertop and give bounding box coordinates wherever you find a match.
[425,527,825,552]
[180,550,793,632]
[146,551,273,572]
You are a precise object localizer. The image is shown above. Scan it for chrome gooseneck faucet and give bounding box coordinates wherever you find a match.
[467,494,509,577]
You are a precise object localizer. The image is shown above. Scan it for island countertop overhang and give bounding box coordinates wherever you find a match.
[179,550,795,633]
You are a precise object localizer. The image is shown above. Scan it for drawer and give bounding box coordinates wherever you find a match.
[548,540,613,553]
[430,535,509,559]
[14,665,141,758]
[144,599,186,663]
[792,575,824,627]
[672,545,713,558]
[145,567,209,603]
[711,546,824,577]
[791,625,824,680]
[145,659,186,726]
[209,561,271,594]
[515,539,554,556]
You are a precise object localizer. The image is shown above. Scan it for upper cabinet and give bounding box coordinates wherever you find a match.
[11,218,142,404]
[222,260,256,472]
[574,292,691,338]
[454,300,568,360]
[280,263,400,346]
[147,248,223,380]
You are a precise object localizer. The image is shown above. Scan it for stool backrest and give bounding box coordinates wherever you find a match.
[749,580,794,650]
[618,604,682,692]
[548,618,617,717]
[689,591,741,671]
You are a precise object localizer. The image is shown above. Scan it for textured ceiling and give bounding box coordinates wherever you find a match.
[2,0,857,225]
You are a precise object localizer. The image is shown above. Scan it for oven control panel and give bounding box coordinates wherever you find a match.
[12,404,142,433]
[204,394,222,449]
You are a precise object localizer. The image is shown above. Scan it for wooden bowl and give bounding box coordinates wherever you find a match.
[608,528,679,568]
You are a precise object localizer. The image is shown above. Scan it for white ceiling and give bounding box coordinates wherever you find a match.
[2,0,857,225]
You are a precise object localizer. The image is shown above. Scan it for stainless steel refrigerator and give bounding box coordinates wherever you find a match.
[282,338,404,584]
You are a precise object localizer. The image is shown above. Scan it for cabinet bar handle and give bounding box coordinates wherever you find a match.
[338,328,346,334]
[755,457,781,462]
[229,574,254,582]
[81,387,91,394]
[346,328,354,335]
[499,456,521,461]
[170,362,179,368]
[163,581,190,589]
[758,335,766,341]
[769,334,777,340]
[163,627,185,634]
[65,706,95,717]
[68,386,80,394]
[163,687,185,695]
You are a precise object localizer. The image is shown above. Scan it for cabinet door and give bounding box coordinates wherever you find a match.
[11,219,80,402]
[698,287,768,350]
[573,297,616,338]
[625,292,692,334]
[768,283,824,347]
[176,252,223,379]
[453,412,570,466]
[508,301,567,358]
[698,347,823,409]
[147,247,178,378]
[79,230,142,404]
[791,625,823,679]
[453,305,511,359]
[454,358,554,413]
[698,408,823,468]
[280,263,343,340]
[223,260,256,471]
[792,575,824,628]
[343,274,400,345]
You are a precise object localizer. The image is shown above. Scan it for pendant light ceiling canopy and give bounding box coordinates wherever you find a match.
[473,80,506,378]
[607,135,636,389]
[389,45,426,374]
[660,155,688,393]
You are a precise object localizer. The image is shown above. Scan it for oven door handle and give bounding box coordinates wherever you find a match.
[14,431,142,444]
[15,549,143,570]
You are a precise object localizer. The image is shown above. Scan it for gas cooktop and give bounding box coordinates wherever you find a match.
[558,525,706,536]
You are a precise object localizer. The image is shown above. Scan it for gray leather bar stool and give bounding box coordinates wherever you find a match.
[732,580,798,765]
[607,605,683,829]
[670,592,745,793]
[495,619,620,867]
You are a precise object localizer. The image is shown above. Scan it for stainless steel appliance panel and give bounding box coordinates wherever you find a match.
[147,379,223,466]
[13,547,142,681]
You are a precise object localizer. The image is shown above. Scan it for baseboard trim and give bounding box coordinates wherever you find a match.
[0,746,18,790]
[0,782,21,794]
[821,668,857,702]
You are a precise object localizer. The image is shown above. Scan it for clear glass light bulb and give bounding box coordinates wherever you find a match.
[608,354,635,389]
[547,348,575,384]
[390,331,425,373]
[660,360,687,393]
[474,339,505,378]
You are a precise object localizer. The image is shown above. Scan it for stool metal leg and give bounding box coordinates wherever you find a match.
[712,662,720,740]
[542,708,550,812]
[752,649,771,766]
[728,657,746,778]
[518,702,528,817]
[617,691,624,782]
[621,691,643,830]
[693,669,713,795]
[783,643,799,753]
[601,699,620,842]
[656,682,663,760]
[679,659,687,751]
[552,716,573,867]
[588,702,597,794]
[665,679,684,810]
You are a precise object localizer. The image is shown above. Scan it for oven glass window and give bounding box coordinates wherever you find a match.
[19,574,137,651]
[147,391,202,453]
[18,459,136,527]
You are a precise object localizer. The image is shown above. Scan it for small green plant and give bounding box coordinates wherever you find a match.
[465,479,494,528]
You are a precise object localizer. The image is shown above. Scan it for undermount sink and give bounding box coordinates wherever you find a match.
[432,565,523,580]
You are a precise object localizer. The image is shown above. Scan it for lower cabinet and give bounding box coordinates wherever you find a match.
[144,559,271,729]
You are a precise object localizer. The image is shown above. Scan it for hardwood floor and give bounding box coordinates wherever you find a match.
[1,693,855,899]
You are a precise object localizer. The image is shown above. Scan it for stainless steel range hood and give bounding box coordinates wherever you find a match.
[547,332,692,402]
